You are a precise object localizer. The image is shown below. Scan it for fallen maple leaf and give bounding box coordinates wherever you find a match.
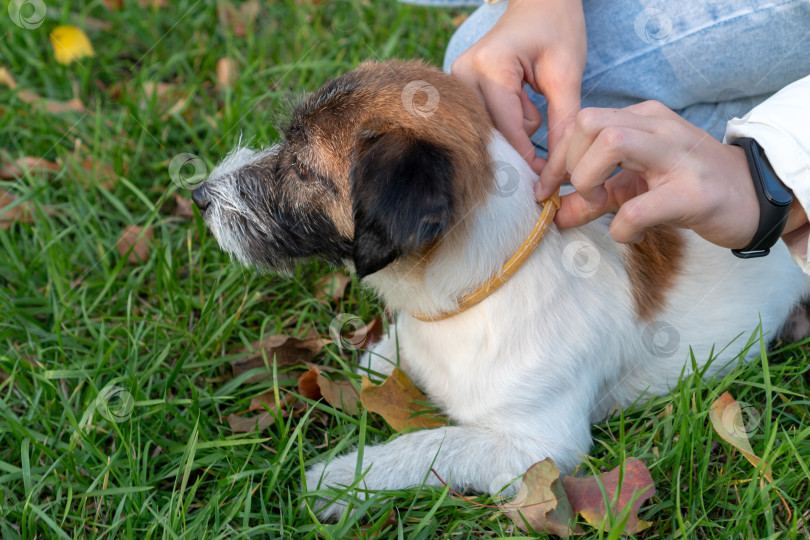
[562,458,655,534]
[709,391,773,483]
[50,26,95,65]
[116,225,153,265]
[500,457,655,536]
[298,366,361,414]
[501,458,580,537]
[360,367,447,431]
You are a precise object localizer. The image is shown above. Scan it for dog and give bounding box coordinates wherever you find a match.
[191,60,810,519]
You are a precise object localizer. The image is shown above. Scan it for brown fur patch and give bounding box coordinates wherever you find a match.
[287,60,495,239]
[626,226,685,321]
[282,60,496,281]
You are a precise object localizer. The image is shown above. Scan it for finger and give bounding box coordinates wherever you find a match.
[480,80,546,174]
[543,81,581,154]
[554,169,645,229]
[569,126,671,211]
[566,107,664,177]
[535,122,573,200]
[519,87,543,138]
[609,183,690,243]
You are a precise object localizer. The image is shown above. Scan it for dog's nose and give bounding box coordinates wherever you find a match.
[192,184,211,213]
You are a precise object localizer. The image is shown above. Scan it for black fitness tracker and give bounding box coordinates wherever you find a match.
[730,137,793,259]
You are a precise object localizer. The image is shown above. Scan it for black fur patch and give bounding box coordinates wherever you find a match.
[229,156,353,272]
[351,129,455,277]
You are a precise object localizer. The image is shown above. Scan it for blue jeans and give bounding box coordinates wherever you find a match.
[442,0,810,155]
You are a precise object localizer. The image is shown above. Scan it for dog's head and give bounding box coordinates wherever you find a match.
[193,60,494,278]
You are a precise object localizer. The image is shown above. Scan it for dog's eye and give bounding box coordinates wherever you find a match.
[294,160,309,178]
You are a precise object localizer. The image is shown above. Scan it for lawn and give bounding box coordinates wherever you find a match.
[1,1,809,538]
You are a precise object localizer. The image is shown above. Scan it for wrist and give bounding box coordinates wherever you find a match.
[730,138,794,258]
[783,199,808,237]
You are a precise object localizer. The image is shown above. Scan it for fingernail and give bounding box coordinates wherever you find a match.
[534,183,545,199]
[630,232,645,244]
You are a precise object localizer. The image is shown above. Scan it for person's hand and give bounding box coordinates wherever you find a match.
[451,0,586,174]
[534,100,778,249]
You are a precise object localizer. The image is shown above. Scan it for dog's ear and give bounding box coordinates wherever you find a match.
[350,128,455,278]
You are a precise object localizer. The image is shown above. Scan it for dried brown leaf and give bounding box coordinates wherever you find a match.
[228,392,297,432]
[318,373,361,414]
[0,189,54,229]
[141,82,188,117]
[216,57,238,90]
[0,155,60,179]
[76,157,116,189]
[230,333,327,383]
[501,458,580,537]
[217,0,260,37]
[116,225,153,265]
[15,89,87,114]
[171,193,195,218]
[227,412,275,432]
[314,272,351,302]
[358,315,385,350]
[297,367,322,401]
[562,458,655,533]
[709,391,774,483]
[298,366,362,414]
[0,67,17,90]
[360,367,447,431]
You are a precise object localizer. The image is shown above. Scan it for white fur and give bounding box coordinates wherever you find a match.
[306,131,810,519]
[203,144,279,268]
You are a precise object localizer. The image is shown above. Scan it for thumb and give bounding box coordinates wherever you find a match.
[610,184,685,243]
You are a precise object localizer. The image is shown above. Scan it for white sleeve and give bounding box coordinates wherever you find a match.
[724,74,810,274]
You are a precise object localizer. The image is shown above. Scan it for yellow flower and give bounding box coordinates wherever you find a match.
[49,26,95,65]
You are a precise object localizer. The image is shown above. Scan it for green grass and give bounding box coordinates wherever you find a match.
[1,1,809,538]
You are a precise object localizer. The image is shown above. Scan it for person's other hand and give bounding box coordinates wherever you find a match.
[534,100,780,249]
[451,0,586,174]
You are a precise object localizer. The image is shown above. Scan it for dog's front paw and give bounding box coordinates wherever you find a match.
[303,457,365,521]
